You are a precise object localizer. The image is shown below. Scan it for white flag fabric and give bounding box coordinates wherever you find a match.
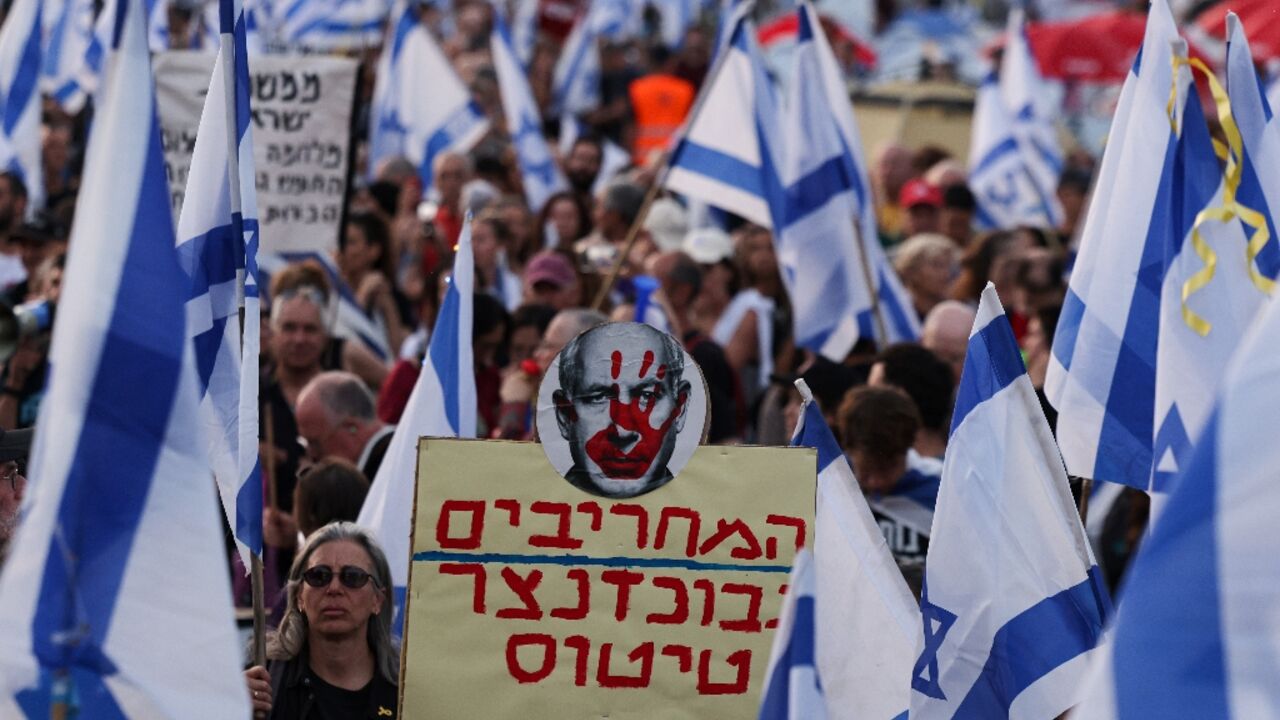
[491,13,567,211]
[1152,45,1275,494]
[275,0,385,52]
[0,0,44,215]
[757,548,825,720]
[40,0,97,114]
[665,7,779,229]
[968,69,1057,230]
[368,12,488,189]
[0,1,249,715]
[1073,233,1280,719]
[357,215,476,636]
[790,381,919,720]
[998,8,1064,227]
[176,0,264,568]
[778,2,918,359]
[551,5,603,117]
[911,284,1107,719]
[1045,0,1181,489]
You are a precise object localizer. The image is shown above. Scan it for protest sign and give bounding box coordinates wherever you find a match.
[153,51,358,255]
[400,439,816,718]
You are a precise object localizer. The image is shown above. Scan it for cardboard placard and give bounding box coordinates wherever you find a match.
[400,439,816,718]
[153,51,357,255]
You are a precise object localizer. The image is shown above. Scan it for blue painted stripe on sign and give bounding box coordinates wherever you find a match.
[416,550,793,574]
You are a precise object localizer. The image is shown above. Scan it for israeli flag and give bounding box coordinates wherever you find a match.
[758,548,824,720]
[551,5,602,117]
[177,0,264,568]
[911,284,1108,719]
[1152,47,1274,495]
[357,214,476,636]
[1073,236,1280,719]
[258,250,394,361]
[1045,0,1181,489]
[0,1,250,715]
[510,0,539,68]
[791,380,919,720]
[1225,12,1280,290]
[276,0,386,52]
[968,70,1057,230]
[40,0,97,114]
[0,0,44,215]
[652,0,707,49]
[491,13,567,212]
[666,7,780,230]
[997,8,1063,228]
[368,11,488,188]
[779,1,917,357]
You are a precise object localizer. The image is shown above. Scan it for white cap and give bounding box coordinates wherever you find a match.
[644,198,689,252]
[682,227,734,264]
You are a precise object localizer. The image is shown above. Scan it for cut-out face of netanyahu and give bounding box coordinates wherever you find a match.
[553,323,692,498]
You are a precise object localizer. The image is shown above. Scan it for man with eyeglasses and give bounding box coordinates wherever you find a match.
[0,427,32,566]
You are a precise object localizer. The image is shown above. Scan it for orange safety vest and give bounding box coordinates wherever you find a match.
[629,73,695,165]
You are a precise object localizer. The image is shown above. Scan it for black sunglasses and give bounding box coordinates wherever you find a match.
[301,565,377,590]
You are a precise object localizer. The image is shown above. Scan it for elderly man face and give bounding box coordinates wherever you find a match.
[553,325,691,498]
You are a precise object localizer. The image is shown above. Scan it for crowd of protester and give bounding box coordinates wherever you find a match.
[0,0,1157,649]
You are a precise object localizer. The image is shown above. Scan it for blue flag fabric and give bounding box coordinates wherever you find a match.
[0,1,249,715]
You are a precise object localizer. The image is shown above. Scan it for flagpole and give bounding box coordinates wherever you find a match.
[852,218,889,348]
[218,13,268,668]
[1076,476,1093,526]
[589,2,751,311]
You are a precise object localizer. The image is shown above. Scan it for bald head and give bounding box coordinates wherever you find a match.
[295,371,384,464]
[535,309,608,372]
[922,301,976,382]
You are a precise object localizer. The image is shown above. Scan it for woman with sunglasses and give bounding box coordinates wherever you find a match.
[244,522,399,719]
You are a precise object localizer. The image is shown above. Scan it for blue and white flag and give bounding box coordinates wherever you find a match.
[997,8,1063,228]
[0,0,250,715]
[1152,45,1273,495]
[491,13,567,212]
[510,0,539,68]
[911,284,1107,719]
[551,5,602,117]
[1073,234,1280,719]
[1225,12,1280,290]
[758,548,824,720]
[177,0,264,568]
[790,380,920,720]
[368,10,488,188]
[276,0,385,52]
[40,0,97,114]
[0,0,44,215]
[357,214,476,636]
[666,7,780,229]
[652,0,707,49]
[1046,0,1181,489]
[779,1,917,357]
[968,70,1057,230]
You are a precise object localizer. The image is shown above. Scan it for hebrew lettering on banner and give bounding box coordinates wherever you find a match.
[153,52,358,256]
[401,439,816,718]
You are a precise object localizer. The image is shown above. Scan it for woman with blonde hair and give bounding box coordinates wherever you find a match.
[893,233,960,321]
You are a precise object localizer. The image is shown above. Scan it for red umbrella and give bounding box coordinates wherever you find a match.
[1021,10,1209,83]
[1196,0,1280,62]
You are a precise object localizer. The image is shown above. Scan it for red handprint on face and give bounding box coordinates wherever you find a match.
[584,350,687,480]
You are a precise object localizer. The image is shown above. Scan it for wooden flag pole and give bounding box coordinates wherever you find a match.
[1076,476,1094,526]
[852,218,889,350]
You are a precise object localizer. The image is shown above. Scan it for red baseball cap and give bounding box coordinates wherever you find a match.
[899,178,943,209]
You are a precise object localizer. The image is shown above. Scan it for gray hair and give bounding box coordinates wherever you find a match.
[601,181,646,225]
[267,522,399,684]
[558,322,684,396]
[302,371,377,424]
